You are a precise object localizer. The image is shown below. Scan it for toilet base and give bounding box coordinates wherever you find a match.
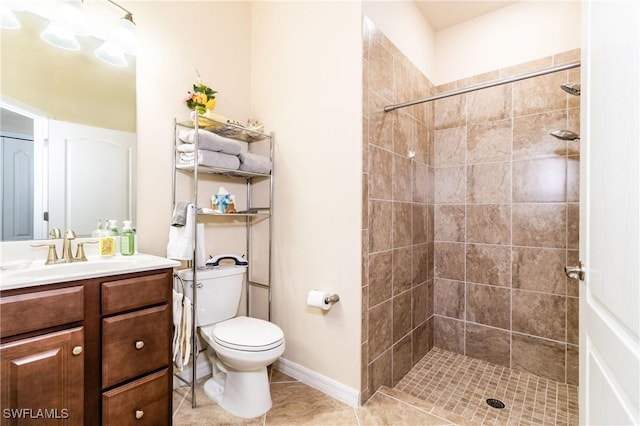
[203,366,272,419]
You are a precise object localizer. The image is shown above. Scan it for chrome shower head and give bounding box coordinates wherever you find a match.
[560,82,581,96]
[550,129,580,141]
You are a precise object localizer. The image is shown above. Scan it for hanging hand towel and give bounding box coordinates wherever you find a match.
[166,203,195,260]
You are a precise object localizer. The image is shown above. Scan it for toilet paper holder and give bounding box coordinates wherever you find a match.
[325,294,340,304]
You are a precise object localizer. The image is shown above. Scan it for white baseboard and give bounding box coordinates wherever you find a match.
[274,357,360,408]
[173,356,212,389]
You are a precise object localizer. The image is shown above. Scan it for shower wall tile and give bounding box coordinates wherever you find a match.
[392,335,413,386]
[369,251,392,306]
[369,200,393,253]
[362,23,436,401]
[512,157,567,202]
[393,291,413,343]
[465,322,511,367]
[432,51,580,385]
[567,156,580,202]
[369,146,393,199]
[512,247,567,295]
[411,244,428,285]
[513,71,567,117]
[434,95,466,129]
[512,203,567,248]
[393,202,412,248]
[467,162,511,204]
[434,316,465,355]
[554,48,581,65]
[434,278,465,319]
[434,204,465,242]
[566,344,579,385]
[513,110,567,159]
[567,203,580,250]
[512,290,566,341]
[434,242,465,281]
[393,154,413,202]
[466,119,512,163]
[412,163,429,203]
[466,84,512,124]
[466,204,511,245]
[369,300,393,360]
[465,244,511,287]
[434,166,466,204]
[393,247,412,295]
[412,204,428,244]
[465,283,511,329]
[567,297,579,345]
[435,127,466,167]
[512,333,566,383]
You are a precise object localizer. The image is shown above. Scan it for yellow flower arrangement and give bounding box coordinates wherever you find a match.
[185,75,217,115]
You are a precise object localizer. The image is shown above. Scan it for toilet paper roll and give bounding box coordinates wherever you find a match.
[307,290,332,310]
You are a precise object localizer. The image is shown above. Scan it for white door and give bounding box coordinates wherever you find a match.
[1,136,34,240]
[48,120,136,236]
[580,1,640,425]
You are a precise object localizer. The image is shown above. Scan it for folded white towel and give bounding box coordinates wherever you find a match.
[177,150,240,170]
[176,144,195,153]
[239,152,272,174]
[178,129,242,155]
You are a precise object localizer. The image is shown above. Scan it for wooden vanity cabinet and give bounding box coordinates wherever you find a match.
[0,268,173,426]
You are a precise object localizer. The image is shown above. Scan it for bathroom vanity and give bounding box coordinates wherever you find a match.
[0,253,178,425]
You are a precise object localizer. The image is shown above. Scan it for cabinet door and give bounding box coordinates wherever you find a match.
[0,327,84,426]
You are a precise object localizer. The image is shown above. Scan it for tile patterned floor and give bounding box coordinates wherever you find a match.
[394,348,579,426]
[172,348,579,425]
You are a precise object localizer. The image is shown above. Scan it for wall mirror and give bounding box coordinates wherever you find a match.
[1,4,136,240]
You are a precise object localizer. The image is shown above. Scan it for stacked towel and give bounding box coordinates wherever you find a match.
[177,150,240,170]
[239,152,272,174]
[178,129,242,155]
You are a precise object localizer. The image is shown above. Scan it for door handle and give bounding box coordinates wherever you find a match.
[565,261,586,281]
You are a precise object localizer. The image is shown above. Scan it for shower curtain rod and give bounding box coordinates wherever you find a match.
[383,61,581,113]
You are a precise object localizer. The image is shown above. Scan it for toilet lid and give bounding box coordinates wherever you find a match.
[212,316,284,351]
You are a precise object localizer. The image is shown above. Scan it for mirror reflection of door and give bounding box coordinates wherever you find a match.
[1,134,34,241]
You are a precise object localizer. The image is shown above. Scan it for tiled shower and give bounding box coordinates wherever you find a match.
[362,19,580,405]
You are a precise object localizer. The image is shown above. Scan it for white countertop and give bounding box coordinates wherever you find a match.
[0,240,180,291]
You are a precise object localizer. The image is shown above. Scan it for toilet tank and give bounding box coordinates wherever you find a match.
[177,265,247,326]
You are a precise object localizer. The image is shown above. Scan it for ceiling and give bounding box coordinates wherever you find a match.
[414,1,518,31]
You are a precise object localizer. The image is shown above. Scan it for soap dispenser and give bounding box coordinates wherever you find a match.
[99,219,116,257]
[120,220,135,256]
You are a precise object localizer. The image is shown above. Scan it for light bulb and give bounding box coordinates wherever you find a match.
[0,7,20,29]
[95,41,127,67]
[40,21,80,51]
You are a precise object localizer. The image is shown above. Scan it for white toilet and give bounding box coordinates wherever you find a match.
[179,265,285,418]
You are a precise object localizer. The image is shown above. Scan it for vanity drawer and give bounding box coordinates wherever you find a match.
[0,285,84,338]
[101,271,170,315]
[102,305,170,388]
[102,368,169,426]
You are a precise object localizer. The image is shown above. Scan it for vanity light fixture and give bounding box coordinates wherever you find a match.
[39,1,89,51]
[94,0,136,67]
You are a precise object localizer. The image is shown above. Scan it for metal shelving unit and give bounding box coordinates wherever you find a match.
[171,114,274,408]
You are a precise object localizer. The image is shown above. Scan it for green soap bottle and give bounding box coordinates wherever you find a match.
[120,220,135,256]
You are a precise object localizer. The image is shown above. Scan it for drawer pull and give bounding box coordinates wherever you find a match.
[135,340,145,350]
[135,410,144,419]
[72,346,83,356]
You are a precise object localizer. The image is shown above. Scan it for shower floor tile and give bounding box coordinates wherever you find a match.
[393,347,579,426]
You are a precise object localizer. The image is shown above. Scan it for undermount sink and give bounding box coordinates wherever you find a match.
[0,254,180,290]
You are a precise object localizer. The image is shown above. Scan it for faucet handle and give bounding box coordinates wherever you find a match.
[74,241,98,262]
[64,229,77,240]
[49,228,62,239]
[31,243,60,265]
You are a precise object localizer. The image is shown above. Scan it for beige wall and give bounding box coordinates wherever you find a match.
[434,1,581,84]
[251,2,363,391]
[134,1,362,391]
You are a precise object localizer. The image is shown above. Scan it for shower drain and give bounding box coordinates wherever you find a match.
[486,398,506,409]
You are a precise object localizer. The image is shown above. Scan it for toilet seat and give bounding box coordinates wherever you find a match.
[208,316,284,352]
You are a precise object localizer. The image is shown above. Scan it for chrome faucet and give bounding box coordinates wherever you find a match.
[61,229,77,263]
